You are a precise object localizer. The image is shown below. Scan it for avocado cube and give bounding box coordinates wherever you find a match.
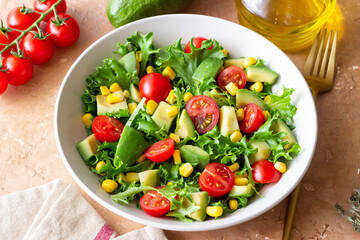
[76,134,100,161]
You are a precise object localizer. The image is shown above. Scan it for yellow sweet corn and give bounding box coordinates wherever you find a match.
[106,93,124,104]
[135,51,142,62]
[206,206,223,218]
[109,83,122,93]
[170,133,180,143]
[95,161,106,176]
[225,82,238,96]
[146,66,155,74]
[162,66,176,80]
[100,86,111,96]
[173,149,182,165]
[263,110,271,121]
[222,49,228,55]
[166,106,178,117]
[243,57,257,68]
[167,182,173,186]
[235,177,249,186]
[250,81,263,93]
[128,103,138,114]
[136,62,140,74]
[125,172,140,182]
[236,108,245,121]
[146,100,158,115]
[274,161,287,173]
[123,90,130,99]
[179,163,193,177]
[165,90,176,104]
[264,95,271,104]
[228,163,240,172]
[117,173,127,184]
[230,131,242,143]
[136,154,146,163]
[102,179,118,193]
[82,113,93,128]
[228,199,239,210]
[183,92,193,102]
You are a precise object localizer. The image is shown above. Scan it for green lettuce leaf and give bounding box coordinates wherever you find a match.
[267,86,297,122]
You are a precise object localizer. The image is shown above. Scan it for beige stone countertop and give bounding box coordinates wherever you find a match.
[1,0,359,239]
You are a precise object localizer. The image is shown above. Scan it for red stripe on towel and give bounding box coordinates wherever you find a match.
[94,224,115,240]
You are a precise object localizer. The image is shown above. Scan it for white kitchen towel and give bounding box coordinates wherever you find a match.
[0,179,168,240]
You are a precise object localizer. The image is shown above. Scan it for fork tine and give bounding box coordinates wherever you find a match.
[326,30,338,81]
[303,30,321,76]
[313,29,327,76]
[319,30,333,78]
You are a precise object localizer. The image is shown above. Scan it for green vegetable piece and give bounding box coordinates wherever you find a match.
[270,119,297,150]
[129,84,141,103]
[174,109,195,139]
[76,134,100,161]
[246,65,279,84]
[96,94,128,115]
[192,57,223,84]
[119,51,137,74]
[183,191,209,221]
[224,58,245,69]
[228,184,255,198]
[138,169,160,193]
[151,101,177,133]
[114,126,150,167]
[219,106,239,137]
[249,140,271,165]
[236,89,269,111]
[204,89,230,107]
[180,145,210,170]
[107,0,195,28]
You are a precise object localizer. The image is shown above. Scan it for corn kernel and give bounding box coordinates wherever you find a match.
[136,154,146,163]
[109,83,122,93]
[222,49,228,55]
[179,163,193,177]
[235,177,249,186]
[146,66,155,74]
[136,62,140,74]
[166,106,178,117]
[82,113,93,128]
[228,199,239,210]
[100,86,111,96]
[274,161,287,173]
[206,206,223,218]
[230,131,242,143]
[173,149,182,165]
[264,95,271,104]
[95,161,106,176]
[123,90,130,99]
[170,133,180,143]
[228,163,240,172]
[146,100,158,115]
[106,93,124,104]
[135,51,142,62]
[125,172,140,182]
[165,90,176,104]
[102,179,118,193]
[250,81,263,93]
[162,66,176,80]
[128,102,138,114]
[263,110,271,121]
[225,82,238,96]
[243,57,257,68]
[234,171,248,178]
[183,92,193,103]
[236,108,245,121]
[167,182,173,186]
[117,173,127,184]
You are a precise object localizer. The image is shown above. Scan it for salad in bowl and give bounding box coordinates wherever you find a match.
[76,31,301,222]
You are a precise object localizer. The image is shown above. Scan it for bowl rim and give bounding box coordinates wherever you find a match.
[54,13,318,231]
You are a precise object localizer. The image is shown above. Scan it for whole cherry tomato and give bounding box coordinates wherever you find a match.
[139,73,172,103]
[6,7,40,36]
[33,0,67,22]
[0,31,17,58]
[252,160,282,184]
[0,71,9,95]
[46,14,80,47]
[21,31,54,65]
[3,55,33,86]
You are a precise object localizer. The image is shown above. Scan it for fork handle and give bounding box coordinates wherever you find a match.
[283,183,301,240]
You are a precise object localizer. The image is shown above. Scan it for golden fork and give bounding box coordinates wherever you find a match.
[283,29,338,240]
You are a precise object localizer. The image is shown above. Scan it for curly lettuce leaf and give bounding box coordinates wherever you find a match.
[267,86,297,122]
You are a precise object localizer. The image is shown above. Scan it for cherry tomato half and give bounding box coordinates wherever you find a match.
[92,115,124,142]
[0,71,9,95]
[185,95,219,134]
[240,103,264,134]
[144,138,175,163]
[21,32,54,65]
[139,187,171,217]
[184,37,213,53]
[252,160,281,184]
[139,73,172,103]
[34,0,67,22]
[7,7,40,36]
[3,55,33,86]
[199,162,235,197]
[46,14,80,48]
[217,66,247,92]
[0,31,17,58]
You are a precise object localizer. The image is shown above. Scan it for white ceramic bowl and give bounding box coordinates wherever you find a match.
[55,14,317,231]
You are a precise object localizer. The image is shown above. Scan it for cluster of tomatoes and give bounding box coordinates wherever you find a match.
[0,0,79,95]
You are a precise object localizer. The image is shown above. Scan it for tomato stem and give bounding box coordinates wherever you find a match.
[0,0,64,60]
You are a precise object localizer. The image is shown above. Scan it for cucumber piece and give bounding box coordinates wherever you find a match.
[271,119,297,150]
[246,65,279,84]
[180,145,210,170]
[174,110,196,139]
[219,106,240,137]
[151,101,177,133]
[224,58,245,69]
[249,140,271,164]
[228,184,255,198]
[192,58,223,84]
[129,84,141,103]
[236,89,269,111]
[76,134,100,161]
[119,51,137,74]
[183,191,209,221]
[96,94,128,115]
